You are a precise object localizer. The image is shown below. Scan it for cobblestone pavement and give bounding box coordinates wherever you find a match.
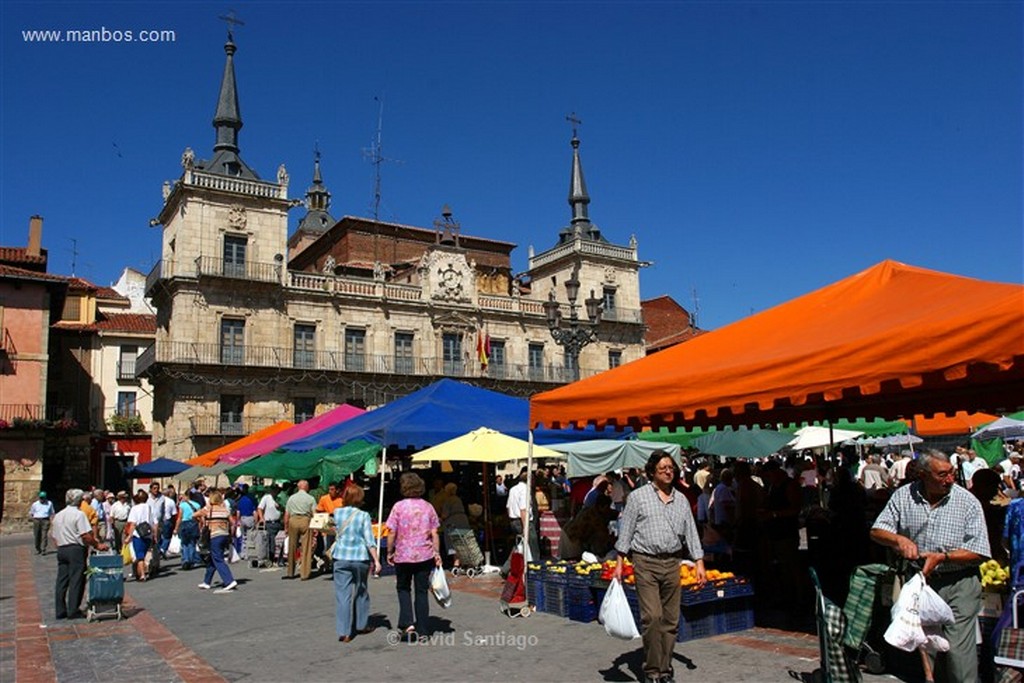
[0,533,901,682]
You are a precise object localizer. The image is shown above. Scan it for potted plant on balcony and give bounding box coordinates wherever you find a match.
[108,413,145,434]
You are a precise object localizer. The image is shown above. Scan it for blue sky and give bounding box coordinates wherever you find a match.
[1,1,1020,330]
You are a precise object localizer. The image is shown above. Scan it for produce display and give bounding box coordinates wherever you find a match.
[980,559,1010,590]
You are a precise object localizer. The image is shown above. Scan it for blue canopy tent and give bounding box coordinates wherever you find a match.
[124,457,190,478]
[280,378,631,453]
[274,379,627,573]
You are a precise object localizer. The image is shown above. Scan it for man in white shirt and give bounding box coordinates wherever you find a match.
[888,451,912,486]
[999,453,1021,492]
[257,485,283,563]
[52,489,108,619]
[960,449,988,489]
[109,491,131,552]
[29,491,55,555]
[506,467,539,561]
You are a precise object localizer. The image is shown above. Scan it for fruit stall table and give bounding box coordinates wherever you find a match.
[528,558,755,641]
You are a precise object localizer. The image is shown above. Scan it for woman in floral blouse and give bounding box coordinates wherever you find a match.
[385,473,441,640]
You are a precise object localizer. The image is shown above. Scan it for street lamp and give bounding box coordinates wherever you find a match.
[543,262,602,381]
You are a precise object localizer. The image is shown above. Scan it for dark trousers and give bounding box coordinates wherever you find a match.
[55,544,87,618]
[265,521,283,562]
[33,518,50,553]
[395,559,434,634]
[633,553,682,678]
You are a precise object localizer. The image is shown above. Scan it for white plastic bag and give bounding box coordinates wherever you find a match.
[430,567,452,608]
[918,582,954,625]
[884,573,927,652]
[599,578,641,640]
[229,544,241,564]
[167,534,182,557]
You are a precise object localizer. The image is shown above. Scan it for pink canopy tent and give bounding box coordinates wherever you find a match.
[219,404,366,465]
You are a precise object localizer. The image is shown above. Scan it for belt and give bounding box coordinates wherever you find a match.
[634,550,685,560]
[291,514,311,518]
[930,567,979,582]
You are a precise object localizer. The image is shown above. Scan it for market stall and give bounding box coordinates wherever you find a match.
[531,261,1024,431]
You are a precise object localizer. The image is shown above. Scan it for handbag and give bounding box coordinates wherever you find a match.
[326,509,359,559]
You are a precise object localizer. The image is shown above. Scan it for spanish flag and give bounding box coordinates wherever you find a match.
[477,331,490,369]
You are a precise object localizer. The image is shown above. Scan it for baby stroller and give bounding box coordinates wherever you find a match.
[448,528,484,577]
[499,535,532,618]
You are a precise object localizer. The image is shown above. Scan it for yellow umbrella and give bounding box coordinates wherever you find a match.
[411,427,562,596]
[410,427,563,463]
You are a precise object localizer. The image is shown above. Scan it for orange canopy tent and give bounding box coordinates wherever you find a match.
[531,261,1024,431]
[185,421,293,467]
[908,411,1000,436]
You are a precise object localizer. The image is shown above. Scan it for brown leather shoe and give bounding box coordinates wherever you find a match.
[338,636,352,643]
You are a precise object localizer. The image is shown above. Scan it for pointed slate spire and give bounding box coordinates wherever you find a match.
[306,148,331,211]
[296,147,336,235]
[213,33,243,155]
[567,117,590,227]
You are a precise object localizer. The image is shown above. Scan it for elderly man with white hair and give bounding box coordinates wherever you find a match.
[51,488,108,619]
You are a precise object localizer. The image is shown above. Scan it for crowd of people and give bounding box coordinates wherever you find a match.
[36,437,1023,683]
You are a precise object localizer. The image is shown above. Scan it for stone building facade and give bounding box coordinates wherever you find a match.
[138,34,648,462]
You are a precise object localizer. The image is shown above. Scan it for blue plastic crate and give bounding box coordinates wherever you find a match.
[678,603,716,642]
[528,578,545,607]
[712,598,755,635]
[543,583,567,616]
[680,579,754,606]
[565,585,598,623]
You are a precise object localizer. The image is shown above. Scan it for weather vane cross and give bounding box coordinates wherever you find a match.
[566,112,582,138]
[218,10,245,41]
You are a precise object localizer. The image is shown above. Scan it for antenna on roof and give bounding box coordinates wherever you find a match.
[69,238,78,276]
[361,95,404,263]
[691,286,700,329]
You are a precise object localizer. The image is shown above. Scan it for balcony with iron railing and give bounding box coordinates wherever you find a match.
[189,415,282,437]
[195,256,282,284]
[144,258,644,324]
[0,404,78,429]
[117,359,139,382]
[135,340,609,382]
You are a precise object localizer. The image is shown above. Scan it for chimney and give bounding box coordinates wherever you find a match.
[27,215,43,257]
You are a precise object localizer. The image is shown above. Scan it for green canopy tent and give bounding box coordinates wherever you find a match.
[636,427,716,449]
[546,439,682,478]
[775,418,910,437]
[225,440,381,484]
[691,429,794,459]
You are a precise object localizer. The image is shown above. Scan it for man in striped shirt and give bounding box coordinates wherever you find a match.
[871,449,989,683]
[614,450,706,683]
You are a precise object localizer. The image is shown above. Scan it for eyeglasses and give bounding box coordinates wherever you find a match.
[655,466,675,473]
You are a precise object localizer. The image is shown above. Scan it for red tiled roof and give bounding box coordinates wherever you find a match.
[96,286,128,302]
[0,263,66,282]
[0,247,46,265]
[66,277,98,292]
[96,313,156,334]
[641,295,706,352]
